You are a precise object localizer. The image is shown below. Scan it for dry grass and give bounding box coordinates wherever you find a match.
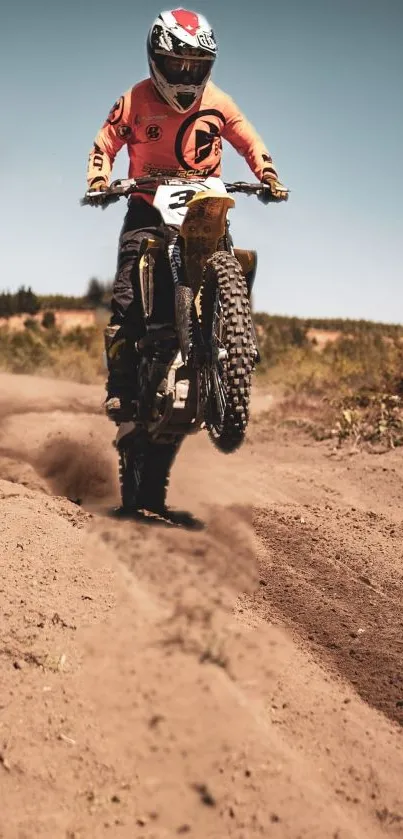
[255,319,403,450]
[0,323,105,383]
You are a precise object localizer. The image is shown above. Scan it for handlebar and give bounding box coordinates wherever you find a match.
[80,177,286,207]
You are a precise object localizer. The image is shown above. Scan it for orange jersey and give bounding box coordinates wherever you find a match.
[87,79,278,194]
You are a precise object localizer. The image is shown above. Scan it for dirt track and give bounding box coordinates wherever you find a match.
[0,372,402,838]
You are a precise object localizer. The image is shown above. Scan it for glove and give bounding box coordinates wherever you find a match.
[260,173,289,203]
[85,179,109,207]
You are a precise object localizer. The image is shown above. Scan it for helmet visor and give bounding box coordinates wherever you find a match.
[156,53,214,86]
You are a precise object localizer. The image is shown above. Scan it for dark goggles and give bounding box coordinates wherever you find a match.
[156,53,214,85]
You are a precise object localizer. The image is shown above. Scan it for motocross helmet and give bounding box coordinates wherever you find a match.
[147,8,217,113]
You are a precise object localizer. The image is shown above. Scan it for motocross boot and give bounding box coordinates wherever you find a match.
[104,324,138,423]
[136,437,184,516]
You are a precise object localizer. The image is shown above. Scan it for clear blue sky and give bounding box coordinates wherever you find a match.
[2,0,402,320]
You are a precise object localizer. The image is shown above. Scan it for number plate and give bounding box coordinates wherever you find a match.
[153,177,227,225]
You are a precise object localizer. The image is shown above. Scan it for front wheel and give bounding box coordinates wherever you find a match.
[201,251,255,453]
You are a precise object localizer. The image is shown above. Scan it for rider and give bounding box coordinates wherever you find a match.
[86,8,288,421]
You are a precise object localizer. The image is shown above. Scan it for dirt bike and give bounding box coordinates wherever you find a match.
[82,176,281,515]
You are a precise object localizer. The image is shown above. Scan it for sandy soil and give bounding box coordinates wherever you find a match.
[0,372,402,839]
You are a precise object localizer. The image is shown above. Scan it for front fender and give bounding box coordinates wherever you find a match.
[180,192,235,292]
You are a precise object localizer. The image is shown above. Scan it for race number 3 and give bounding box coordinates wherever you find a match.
[168,189,196,210]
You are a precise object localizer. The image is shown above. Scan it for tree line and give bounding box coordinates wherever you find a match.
[0,279,113,318]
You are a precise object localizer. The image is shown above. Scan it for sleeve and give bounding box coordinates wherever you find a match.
[87,91,133,188]
[221,94,278,182]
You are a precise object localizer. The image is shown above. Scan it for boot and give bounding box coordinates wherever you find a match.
[104,324,137,423]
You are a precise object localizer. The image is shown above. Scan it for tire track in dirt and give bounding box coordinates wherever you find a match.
[254,504,403,726]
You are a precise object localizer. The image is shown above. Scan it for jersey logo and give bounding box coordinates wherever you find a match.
[175,109,226,174]
[107,97,124,126]
[117,125,132,139]
[197,32,216,52]
[195,121,221,164]
[146,124,163,141]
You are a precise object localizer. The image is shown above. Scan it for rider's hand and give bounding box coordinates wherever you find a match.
[260,173,289,203]
[85,179,109,206]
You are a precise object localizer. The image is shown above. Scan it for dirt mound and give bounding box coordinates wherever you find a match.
[0,454,50,494]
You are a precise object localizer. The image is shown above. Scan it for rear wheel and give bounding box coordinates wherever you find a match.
[201,252,255,453]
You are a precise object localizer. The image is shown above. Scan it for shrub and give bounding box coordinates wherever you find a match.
[42,310,56,329]
[0,323,104,382]
[24,317,40,331]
